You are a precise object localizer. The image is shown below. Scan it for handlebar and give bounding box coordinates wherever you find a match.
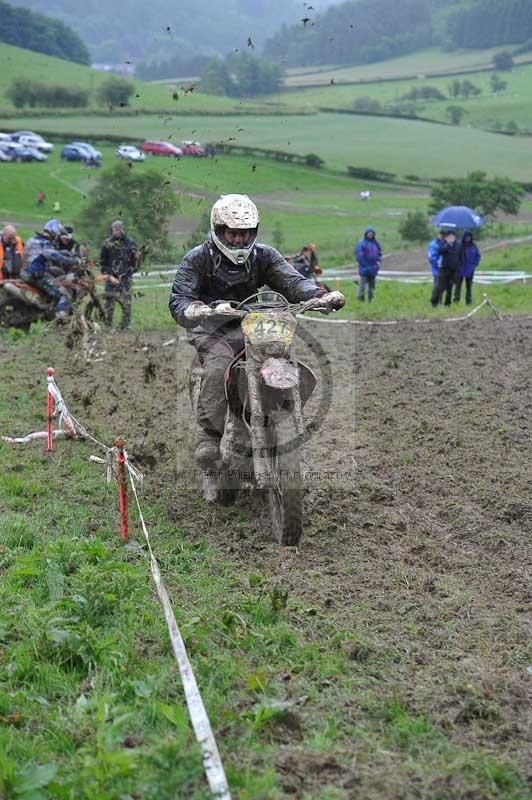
[184,292,344,321]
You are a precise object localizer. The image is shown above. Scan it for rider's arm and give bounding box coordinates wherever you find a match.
[169,245,207,327]
[260,245,323,302]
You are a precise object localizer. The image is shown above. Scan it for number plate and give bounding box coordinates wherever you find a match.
[242,312,296,345]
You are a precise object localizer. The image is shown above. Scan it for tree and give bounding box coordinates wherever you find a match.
[493,50,514,70]
[200,57,234,96]
[429,171,524,218]
[490,73,508,93]
[97,77,135,107]
[398,210,431,242]
[0,0,90,64]
[77,164,177,262]
[446,105,465,125]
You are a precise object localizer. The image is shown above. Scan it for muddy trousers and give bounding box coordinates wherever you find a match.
[431,269,455,307]
[189,330,245,440]
[358,273,376,301]
[104,277,132,329]
[30,274,69,313]
[454,276,473,305]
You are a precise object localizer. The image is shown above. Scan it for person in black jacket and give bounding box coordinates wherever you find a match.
[100,220,139,330]
[169,194,344,467]
[430,230,463,307]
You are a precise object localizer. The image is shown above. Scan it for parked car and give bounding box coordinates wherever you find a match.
[9,130,38,141]
[0,149,11,162]
[0,141,38,162]
[17,134,54,153]
[181,140,206,157]
[0,132,13,143]
[141,140,182,158]
[25,147,48,162]
[71,141,102,160]
[61,144,92,161]
[116,144,145,162]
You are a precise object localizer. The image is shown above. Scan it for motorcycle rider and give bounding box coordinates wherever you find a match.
[22,220,79,318]
[169,194,345,467]
[0,225,24,280]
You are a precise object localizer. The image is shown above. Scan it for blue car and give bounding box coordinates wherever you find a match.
[71,141,102,160]
[61,144,92,161]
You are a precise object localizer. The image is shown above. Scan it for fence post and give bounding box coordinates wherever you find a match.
[115,438,129,542]
[46,367,54,452]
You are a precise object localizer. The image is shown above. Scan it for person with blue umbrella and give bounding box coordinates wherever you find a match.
[454,231,481,305]
[430,230,463,307]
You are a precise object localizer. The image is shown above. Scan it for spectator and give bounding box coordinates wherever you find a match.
[455,230,481,305]
[36,191,46,207]
[0,224,24,280]
[431,230,463,307]
[355,226,382,302]
[427,230,445,289]
[100,220,139,330]
[53,199,61,214]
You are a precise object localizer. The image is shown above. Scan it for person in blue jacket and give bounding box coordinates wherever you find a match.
[454,230,481,305]
[355,226,382,302]
[427,230,445,288]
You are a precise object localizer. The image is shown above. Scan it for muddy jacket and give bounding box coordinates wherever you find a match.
[169,239,321,330]
[0,235,24,279]
[22,233,78,279]
[100,234,138,280]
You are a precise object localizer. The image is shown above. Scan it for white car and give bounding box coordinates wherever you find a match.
[17,134,54,153]
[116,144,145,162]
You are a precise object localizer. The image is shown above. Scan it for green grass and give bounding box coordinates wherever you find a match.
[0,334,530,798]
[5,112,532,180]
[0,42,269,115]
[278,61,532,133]
[283,46,531,86]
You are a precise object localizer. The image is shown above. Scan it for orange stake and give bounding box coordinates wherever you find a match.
[115,438,129,541]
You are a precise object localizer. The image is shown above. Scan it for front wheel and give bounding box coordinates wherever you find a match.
[266,415,303,546]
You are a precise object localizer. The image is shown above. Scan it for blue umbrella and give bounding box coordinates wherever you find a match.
[431,205,484,229]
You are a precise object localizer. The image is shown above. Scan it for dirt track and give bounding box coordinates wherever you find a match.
[5,316,531,796]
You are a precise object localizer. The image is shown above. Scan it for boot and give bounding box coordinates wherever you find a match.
[195,430,221,468]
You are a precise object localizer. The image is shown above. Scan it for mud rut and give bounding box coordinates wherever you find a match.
[4,316,531,795]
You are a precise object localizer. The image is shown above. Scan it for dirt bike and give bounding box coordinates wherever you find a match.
[0,260,106,332]
[189,291,338,547]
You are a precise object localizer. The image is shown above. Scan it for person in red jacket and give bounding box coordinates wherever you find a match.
[0,225,24,280]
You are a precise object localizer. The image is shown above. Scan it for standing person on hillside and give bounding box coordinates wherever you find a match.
[427,230,445,291]
[36,191,46,207]
[431,230,463,307]
[0,224,24,279]
[454,230,481,305]
[355,226,382,302]
[100,220,139,330]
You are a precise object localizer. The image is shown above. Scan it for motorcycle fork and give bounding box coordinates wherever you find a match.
[244,345,305,489]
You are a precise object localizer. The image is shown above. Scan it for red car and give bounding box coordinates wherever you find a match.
[181,140,206,157]
[141,140,183,157]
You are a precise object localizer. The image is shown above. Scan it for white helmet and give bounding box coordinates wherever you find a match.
[210,194,259,265]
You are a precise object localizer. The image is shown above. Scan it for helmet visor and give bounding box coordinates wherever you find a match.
[217,226,257,248]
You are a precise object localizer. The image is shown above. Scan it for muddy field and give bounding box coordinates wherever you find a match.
[3,316,531,797]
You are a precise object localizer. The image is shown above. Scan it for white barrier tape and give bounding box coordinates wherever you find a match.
[124,453,231,800]
[298,296,500,326]
[47,378,77,438]
[1,430,68,444]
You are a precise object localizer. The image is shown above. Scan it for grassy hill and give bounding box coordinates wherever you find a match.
[283,46,530,86]
[0,43,272,114]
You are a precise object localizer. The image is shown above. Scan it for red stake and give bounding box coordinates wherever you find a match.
[115,438,129,541]
[46,367,55,452]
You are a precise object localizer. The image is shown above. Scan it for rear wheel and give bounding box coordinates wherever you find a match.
[0,295,35,330]
[266,414,303,546]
